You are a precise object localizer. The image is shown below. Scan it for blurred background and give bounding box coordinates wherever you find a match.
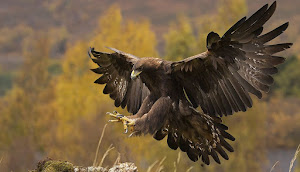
[0,0,299,171]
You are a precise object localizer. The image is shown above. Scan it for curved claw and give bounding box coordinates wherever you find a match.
[108,119,119,122]
[107,111,122,119]
[124,128,128,134]
[117,114,124,118]
[128,131,139,137]
[88,47,93,60]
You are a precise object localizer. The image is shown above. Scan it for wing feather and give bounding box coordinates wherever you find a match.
[171,1,292,117]
[90,47,150,114]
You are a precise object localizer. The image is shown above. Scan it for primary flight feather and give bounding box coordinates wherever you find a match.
[89,1,292,165]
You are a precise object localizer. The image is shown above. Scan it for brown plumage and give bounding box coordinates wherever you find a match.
[89,1,292,165]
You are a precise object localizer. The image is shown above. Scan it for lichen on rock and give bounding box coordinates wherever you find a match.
[108,162,137,172]
[30,158,138,172]
[74,166,107,172]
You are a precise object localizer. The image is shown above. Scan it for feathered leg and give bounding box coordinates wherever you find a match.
[107,96,171,135]
[133,96,172,135]
[107,96,155,133]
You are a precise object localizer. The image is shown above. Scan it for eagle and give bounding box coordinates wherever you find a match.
[89,1,292,165]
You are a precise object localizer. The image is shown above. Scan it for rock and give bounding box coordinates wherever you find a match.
[108,162,138,172]
[30,158,74,172]
[74,166,107,172]
[30,159,138,172]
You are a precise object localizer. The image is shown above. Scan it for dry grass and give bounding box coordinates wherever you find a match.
[93,124,107,166]
[146,156,166,172]
[98,144,115,167]
[186,166,194,172]
[173,152,193,172]
[113,152,121,166]
[0,156,3,169]
[289,144,300,172]
[147,160,159,172]
[156,157,166,172]
[92,124,120,169]
[269,144,300,172]
[270,161,279,172]
[92,124,123,170]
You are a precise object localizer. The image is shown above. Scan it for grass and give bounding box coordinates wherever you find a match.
[270,144,300,172]
[146,156,166,172]
[98,144,114,167]
[0,156,3,169]
[92,124,121,170]
[270,161,279,172]
[289,144,300,172]
[93,124,107,166]
[173,152,194,172]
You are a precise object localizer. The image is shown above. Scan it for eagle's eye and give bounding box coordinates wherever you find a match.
[131,69,142,80]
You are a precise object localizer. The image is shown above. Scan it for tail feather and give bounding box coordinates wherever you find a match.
[154,109,235,165]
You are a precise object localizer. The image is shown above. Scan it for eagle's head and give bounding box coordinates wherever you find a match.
[131,57,163,80]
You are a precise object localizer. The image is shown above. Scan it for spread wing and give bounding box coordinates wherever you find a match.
[89,47,150,114]
[171,2,292,117]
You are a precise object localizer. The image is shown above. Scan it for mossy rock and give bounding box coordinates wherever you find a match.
[30,159,74,172]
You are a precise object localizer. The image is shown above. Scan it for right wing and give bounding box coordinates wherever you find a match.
[171,2,292,117]
[89,47,150,114]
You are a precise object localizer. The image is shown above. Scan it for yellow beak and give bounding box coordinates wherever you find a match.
[131,70,142,80]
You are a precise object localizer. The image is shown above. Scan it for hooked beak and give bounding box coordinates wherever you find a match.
[131,70,142,80]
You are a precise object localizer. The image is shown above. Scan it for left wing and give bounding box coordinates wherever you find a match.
[171,2,292,117]
[89,47,150,114]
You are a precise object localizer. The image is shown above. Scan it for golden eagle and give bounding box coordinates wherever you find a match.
[89,1,292,165]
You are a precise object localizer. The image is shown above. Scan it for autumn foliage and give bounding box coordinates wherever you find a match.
[0,0,299,171]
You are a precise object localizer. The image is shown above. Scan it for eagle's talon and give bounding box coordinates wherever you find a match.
[106,112,115,117]
[107,111,136,132]
[107,111,122,119]
[108,119,120,123]
[121,116,136,126]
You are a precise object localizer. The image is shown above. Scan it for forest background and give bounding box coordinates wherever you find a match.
[0,0,299,171]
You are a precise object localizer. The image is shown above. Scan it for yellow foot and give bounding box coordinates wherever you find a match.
[107,111,136,133]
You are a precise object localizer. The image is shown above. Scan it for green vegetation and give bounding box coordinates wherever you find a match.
[0,70,13,96]
[30,160,74,172]
[273,56,300,97]
[164,15,197,60]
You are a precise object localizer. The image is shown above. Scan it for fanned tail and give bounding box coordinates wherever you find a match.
[153,108,235,165]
